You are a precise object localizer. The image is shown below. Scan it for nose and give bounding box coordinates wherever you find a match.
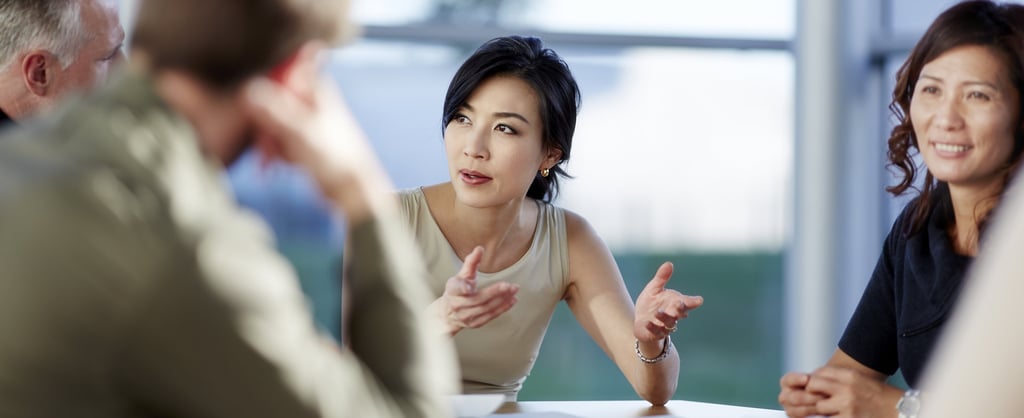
[933,95,965,131]
[462,127,489,160]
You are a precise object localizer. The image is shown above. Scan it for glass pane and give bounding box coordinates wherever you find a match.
[882,53,920,220]
[887,0,951,36]
[887,0,1024,36]
[231,39,792,408]
[353,0,794,39]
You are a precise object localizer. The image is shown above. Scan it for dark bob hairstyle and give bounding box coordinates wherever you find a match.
[441,35,581,202]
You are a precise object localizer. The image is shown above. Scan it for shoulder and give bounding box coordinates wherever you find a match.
[886,195,928,242]
[561,207,593,239]
[395,186,423,214]
[396,183,449,223]
[0,153,188,288]
[559,207,611,260]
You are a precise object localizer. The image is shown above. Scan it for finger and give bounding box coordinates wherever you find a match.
[453,288,518,327]
[448,280,516,309]
[682,294,704,309]
[644,321,669,338]
[810,365,859,383]
[660,297,690,318]
[813,397,844,416]
[254,133,285,167]
[445,247,485,297]
[642,262,674,294]
[444,276,475,297]
[275,42,329,107]
[804,373,842,397]
[242,78,309,142]
[782,389,826,406]
[464,295,518,328]
[453,281,518,309]
[780,372,811,389]
[456,246,485,281]
[654,310,678,328]
[780,383,827,408]
[475,281,518,300]
[781,405,822,418]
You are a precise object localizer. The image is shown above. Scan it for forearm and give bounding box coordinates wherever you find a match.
[322,163,396,226]
[345,215,459,417]
[629,338,680,405]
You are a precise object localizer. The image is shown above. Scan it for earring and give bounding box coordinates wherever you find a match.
[540,168,550,177]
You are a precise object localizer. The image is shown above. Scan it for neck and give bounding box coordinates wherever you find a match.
[947,180,1003,256]
[0,68,43,121]
[435,183,537,273]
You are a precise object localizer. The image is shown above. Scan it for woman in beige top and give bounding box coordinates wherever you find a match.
[395,35,704,405]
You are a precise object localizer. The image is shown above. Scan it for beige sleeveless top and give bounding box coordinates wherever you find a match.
[398,188,569,399]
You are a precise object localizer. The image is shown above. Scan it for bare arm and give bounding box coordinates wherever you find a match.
[562,211,702,405]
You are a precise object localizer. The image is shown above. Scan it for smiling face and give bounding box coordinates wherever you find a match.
[444,75,561,208]
[910,44,1020,194]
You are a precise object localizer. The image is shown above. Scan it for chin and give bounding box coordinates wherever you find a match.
[452,188,498,209]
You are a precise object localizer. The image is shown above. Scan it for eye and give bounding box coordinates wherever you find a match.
[495,124,517,135]
[919,85,939,95]
[99,46,121,62]
[450,113,471,126]
[967,90,991,101]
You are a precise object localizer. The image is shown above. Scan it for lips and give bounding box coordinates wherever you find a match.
[931,141,973,156]
[459,169,492,185]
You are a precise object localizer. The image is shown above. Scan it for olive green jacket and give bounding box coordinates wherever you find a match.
[0,72,457,417]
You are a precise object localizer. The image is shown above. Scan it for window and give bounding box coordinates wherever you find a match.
[230,0,793,408]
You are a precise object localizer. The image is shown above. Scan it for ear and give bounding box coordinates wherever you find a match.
[21,51,56,96]
[542,147,563,170]
[267,40,328,104]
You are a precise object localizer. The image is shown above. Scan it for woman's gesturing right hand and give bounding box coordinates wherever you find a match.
[430,246,520,336]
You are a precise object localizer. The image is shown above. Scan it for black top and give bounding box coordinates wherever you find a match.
[838,190,972,388]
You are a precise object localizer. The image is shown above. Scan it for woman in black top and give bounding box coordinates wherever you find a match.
[779,1,1024,417]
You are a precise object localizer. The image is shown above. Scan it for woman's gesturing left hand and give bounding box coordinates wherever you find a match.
[633,262,704,343]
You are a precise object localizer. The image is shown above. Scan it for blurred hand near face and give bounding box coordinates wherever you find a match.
[241,43,393,222]
[430,246,520,336]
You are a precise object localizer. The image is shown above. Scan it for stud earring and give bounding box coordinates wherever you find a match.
[540,168,550,177]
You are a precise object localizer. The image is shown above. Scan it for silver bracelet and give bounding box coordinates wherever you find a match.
[635,336,672,364]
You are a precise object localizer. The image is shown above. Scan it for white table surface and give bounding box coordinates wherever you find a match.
[488,400,787,418]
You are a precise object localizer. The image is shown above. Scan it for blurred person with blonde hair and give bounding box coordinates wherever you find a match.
[915,178,1024,418]
[0,0,457,416]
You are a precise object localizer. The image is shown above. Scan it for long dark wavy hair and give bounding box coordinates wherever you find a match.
[442,35,581,203]
[887,0,1024,236]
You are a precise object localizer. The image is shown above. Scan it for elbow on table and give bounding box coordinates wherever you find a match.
[636,381,677,406]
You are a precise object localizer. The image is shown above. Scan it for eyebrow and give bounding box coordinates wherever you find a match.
[462,104,531,124]
[919,74,1000,89]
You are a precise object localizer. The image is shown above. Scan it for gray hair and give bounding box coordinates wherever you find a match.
[0,0,85,70]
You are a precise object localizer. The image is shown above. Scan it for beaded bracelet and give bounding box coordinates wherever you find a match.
[635,336,672,364]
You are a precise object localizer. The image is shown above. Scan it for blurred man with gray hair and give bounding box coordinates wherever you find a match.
[0,0,124,123]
